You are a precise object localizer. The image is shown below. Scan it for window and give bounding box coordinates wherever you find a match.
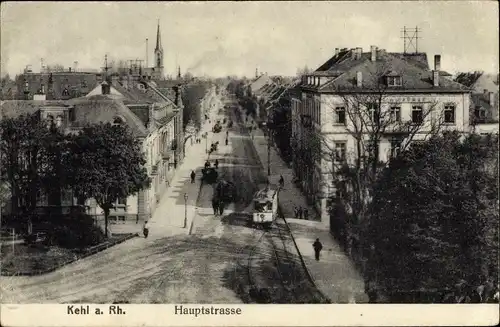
[444,104,455,123]
[334,142,346,162]
[390,106,401,122]
[46,115,54,128]
[117,197,127,205]
[474,106,486,121]
[367,103,379,123]
[56,115,63,127]
[412,105,423,124]
[81,80,87,88]
[386,76,402,86]
[390,139,402,158]
[335,107,346,125]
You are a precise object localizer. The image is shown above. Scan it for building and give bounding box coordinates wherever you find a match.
[291,46,472,225]
[142,22,165,81]
[0,72,183,226]
[16,70,99,100]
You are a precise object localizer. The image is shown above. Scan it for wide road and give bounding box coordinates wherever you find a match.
[1,94,323,304]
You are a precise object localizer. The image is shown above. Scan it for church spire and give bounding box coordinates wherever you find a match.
[155,20,162,51]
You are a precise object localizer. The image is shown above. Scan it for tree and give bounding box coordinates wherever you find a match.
[0,114,56,219]
[65,123,150,238]
[454,71,483,88]
[365,132,499,302]
[296,65,312,77]
[182,82,210,130]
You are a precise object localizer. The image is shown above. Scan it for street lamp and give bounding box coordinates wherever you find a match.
[183,193,188,228]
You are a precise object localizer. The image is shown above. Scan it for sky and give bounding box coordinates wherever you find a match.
[1,1,498,78]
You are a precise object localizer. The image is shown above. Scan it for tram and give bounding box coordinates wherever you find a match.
[252,184,279,228]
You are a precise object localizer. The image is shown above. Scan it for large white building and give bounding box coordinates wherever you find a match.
[290,46,492,226]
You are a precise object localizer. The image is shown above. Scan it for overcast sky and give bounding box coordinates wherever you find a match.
[1,1,498,78]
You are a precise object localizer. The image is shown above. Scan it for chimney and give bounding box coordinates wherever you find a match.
[433,70,439,87]
[335,48,339,56]
[41,84,45,94]
[68,67,71,72]
[434,55,441,71]
[356,71,362,87]
[356,47,362,59]
[371,45,377,61]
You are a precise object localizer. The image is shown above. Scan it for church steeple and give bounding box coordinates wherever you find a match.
[155,20,163,52]
[154,20,164,70]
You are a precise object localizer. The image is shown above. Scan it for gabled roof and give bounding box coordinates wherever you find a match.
[472,74,499,94]
[67,95,148,137]
[249,74,273,93]
[308,51,469,93]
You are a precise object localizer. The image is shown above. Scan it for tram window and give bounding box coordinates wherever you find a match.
[254,202,266,212]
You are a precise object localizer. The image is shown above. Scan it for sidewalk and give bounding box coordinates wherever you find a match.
[148,111,218,239]
[240,106,367,303]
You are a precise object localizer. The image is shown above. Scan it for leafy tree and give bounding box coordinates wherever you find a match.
[65,123,150,237]
[181,82,210,130]
[454,71,483,88]
[364,131,499,302]
[0,114,58,220]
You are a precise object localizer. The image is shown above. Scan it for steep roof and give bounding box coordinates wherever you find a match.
[249,74,273,93]
[16,72,99,100]
[307,51,469,93]
[472,74,499,94]
[67,95,148,136]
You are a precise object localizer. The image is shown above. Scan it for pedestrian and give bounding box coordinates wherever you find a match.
[143,221,149,238]
[313,238,323,261]
[212,199,219,216]
[298,206,303,219]
[190,170,196,183]
[294,206,298,218]
[215,159,219,169]
[279,175,284,188]
[225,138,228,146]
[304,207,309,220]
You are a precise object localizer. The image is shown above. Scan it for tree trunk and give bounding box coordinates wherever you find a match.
[104,207,110,238]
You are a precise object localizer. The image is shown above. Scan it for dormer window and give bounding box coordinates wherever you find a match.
[386,76,402,86]
[474,106,486,122]
[113,116,126,126]
[62,88,69,96]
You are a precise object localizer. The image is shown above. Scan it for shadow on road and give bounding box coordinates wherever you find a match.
[220,212,252,228]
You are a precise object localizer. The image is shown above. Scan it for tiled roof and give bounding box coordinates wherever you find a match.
[310,52,469,93]
[67,95,148,137]
[250,75,273,93]
[16,72,99,100]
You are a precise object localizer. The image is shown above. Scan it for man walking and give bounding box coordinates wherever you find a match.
[190,170,196,183]
[279,175,284,188]
[303,207,309,220]
[298,206,303,219]
[313,238,323,261]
